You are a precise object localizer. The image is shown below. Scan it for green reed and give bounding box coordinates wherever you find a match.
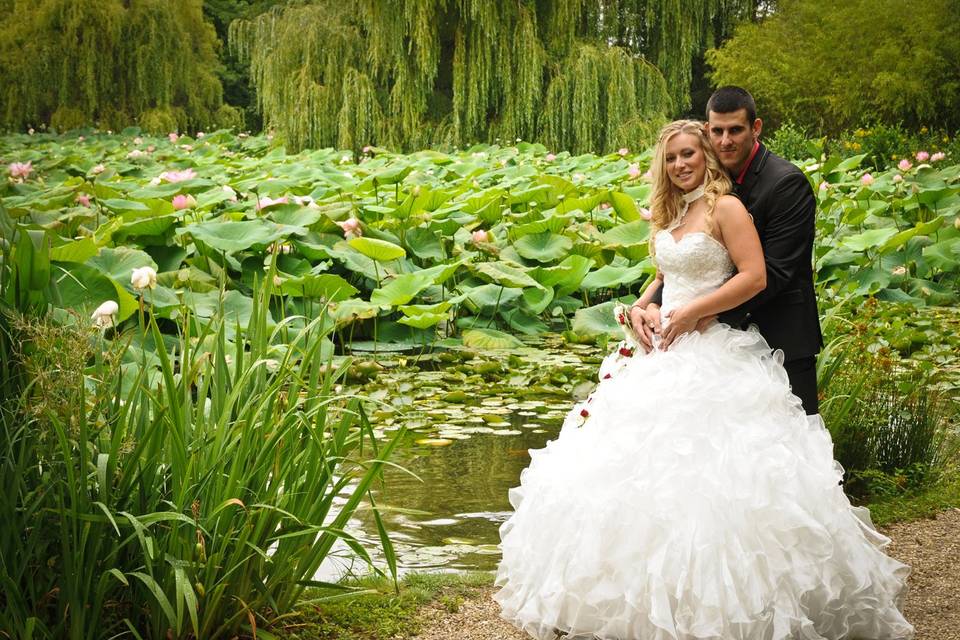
[0,280,403,639]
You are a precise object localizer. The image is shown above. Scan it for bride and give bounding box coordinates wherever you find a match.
[493,120,914,640]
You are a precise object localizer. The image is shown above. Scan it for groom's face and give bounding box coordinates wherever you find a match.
[706,109,762,176]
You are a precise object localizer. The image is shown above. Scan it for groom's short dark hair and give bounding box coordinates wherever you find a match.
[706,86,757,123]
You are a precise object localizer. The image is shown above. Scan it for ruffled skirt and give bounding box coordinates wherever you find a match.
[494,324,913,640]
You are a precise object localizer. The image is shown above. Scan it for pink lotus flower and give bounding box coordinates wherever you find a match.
[819,181,829,191]
[893,174,904,183]
[471,229,490,244]
[627,164,641,179]
[180,144,193,152]
[898,159,913,171]
[915,150,930,162]
[91,163,105,174]
[126,149,145,160]
[8,161,32,179]
[76,193,91,207]
[133,136,143,145]
[639,207,652,220]
[196,131,205,138]
[168,132,179,143]
[160,168,197,183]
[545,153,556,162]
[172,194,197,210]
[931,151,946,162]
[337,218,361,235]
[600,202,610,209]
[618,148,629,156]
[362,145,373,153]
[146,145,156,153]
[643,170,653,180]
[860,173,874,186]
[336,218,362,239]
[255,196,288,211]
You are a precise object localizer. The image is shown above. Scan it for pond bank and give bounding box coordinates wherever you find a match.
[407,508,960,640]
[274,499,960,639]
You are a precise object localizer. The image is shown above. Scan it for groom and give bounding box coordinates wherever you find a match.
[639,86,823,415]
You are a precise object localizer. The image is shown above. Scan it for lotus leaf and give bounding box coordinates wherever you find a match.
[348,236,407,261]
[370,273,435,306]
[472,261,544,289]
[462,328,524,349]
[513,232,573,262]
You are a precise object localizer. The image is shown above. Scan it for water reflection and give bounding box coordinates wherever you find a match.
[316,335,603,579]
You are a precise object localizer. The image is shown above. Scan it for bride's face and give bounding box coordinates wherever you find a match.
[664,132,707,193]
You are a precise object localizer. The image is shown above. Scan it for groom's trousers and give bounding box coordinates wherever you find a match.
[784,356,818,416]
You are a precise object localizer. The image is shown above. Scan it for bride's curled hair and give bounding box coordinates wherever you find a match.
[648,120,732,254]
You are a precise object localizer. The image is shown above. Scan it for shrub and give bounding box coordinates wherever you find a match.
[708,0,960,135]
[49,106,88,133]
[213,103,244,131]
[139,107,186,135]
[766,121,823,162]
[818,301,956,500]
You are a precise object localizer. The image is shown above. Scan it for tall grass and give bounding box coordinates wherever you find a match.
[0,280,404,639]
[818,327,956,499]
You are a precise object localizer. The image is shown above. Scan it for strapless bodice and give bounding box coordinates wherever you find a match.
[654,230,735,316]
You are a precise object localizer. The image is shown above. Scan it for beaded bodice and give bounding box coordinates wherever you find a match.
[654,230,736,318]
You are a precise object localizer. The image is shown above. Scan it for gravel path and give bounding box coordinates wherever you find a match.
[409,508,960,640]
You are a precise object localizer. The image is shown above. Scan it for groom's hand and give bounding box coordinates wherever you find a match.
[662,305,699,349]
[695,314,718,332]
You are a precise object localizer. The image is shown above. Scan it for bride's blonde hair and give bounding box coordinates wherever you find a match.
[648,120,732,255]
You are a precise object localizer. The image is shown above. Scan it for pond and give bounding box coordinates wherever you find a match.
[316,305,960,580]
[316,333,605,579]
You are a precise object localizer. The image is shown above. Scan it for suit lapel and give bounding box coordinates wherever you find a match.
[733,143,770,228]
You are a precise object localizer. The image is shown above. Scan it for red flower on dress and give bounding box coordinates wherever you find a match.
[619,346,634,357]
[603,373,612,379]
[580,408,590,418]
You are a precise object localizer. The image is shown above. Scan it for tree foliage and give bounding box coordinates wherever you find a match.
[0,0,240,133]
[230,0,760,153]
[707,0,960,134]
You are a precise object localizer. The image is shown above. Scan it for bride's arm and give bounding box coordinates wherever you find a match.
[633,271,664,309]
[661,196,766,347]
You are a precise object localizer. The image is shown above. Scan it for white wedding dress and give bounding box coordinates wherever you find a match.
[494,230,914,640]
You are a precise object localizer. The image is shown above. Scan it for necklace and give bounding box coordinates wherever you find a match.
[667,183,707,231]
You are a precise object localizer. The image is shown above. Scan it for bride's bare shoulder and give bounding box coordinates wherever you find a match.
[715,194,751,222]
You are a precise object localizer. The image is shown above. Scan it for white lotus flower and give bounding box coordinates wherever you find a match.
[131,266,157,291]
[91,300,119,328]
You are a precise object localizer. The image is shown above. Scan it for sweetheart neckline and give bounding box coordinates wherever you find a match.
[656,229,727,251]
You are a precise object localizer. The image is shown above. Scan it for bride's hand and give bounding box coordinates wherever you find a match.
[631,303,661,352]
[662,305,700,349]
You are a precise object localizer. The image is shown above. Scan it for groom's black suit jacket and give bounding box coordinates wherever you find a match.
[717,143,822,362]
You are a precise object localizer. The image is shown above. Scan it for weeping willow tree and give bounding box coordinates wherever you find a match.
[0,0,240,133]
[230,0,760,152]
